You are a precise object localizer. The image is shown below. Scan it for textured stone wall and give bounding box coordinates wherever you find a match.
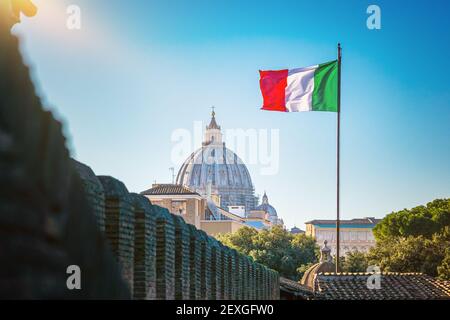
[188,224,202,300]
[228,248,237,299]
[98,176,135,294]
[130,194,156,300]
[199,230,212,300]
[154,206,176,300]
[220,245,231,300]
[256,263,262,299]
[233,250,242,299]
[171,214,190,300]
[73,161,106,232]
[242,256,249,300]
[209,239,222,300]
[248,257,256,299]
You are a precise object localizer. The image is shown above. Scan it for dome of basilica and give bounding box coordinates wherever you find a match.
[176,111,257,212]
[254,192,278,217]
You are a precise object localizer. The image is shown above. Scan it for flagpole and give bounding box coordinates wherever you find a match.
[336,43,342,273]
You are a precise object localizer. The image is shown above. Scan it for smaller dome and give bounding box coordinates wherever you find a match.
[254,191,277,217]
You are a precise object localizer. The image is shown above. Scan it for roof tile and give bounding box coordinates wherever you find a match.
[315,273,450,300]
[140,184,199,196]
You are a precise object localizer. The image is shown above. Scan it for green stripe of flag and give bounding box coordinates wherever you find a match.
[312,60,338,112]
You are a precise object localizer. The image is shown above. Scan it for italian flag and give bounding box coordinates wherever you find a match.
[259,60,338,112]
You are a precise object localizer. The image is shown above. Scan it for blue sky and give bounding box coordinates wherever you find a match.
[13,0,450,229]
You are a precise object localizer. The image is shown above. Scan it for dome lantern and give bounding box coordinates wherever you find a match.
[204,107,222,145]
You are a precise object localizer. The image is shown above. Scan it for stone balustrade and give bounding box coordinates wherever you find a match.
[76,163,280,300]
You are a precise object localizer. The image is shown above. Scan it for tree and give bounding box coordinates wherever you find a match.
[368,237,440,276]
[291,231,319,267]
[435,227,450,280]
[366,199,450,280]
[216,226,258,256]
[437,248,450,280]
[367,227,450,279]
[341,251,369,272]
[217,226,318,281]
[373,198,450,240]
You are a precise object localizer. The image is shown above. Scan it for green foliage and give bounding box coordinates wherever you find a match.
[437,248,450,280]
[341,251,369,273]
[216,226,258,256]
[362,199,450,279]
[435,227,450,280]
[373,199,450,240]
[367,226,450,279]
[217,225,318,281]
[367,236,442,276]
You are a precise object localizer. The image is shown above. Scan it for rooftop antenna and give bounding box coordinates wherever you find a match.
[169,167,175,184]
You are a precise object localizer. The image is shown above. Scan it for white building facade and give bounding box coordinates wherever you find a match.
[305,218,381,256]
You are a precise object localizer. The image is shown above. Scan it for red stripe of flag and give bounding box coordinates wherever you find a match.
[259,69,288,112]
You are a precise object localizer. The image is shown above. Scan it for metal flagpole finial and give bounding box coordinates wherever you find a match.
[338,43,342,61]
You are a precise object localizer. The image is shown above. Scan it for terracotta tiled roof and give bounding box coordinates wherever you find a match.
[140,184,199,196]
[314,272,450,300]
[279,277,315,299]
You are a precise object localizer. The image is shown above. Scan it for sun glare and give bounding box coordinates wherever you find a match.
[11,0,99,49]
